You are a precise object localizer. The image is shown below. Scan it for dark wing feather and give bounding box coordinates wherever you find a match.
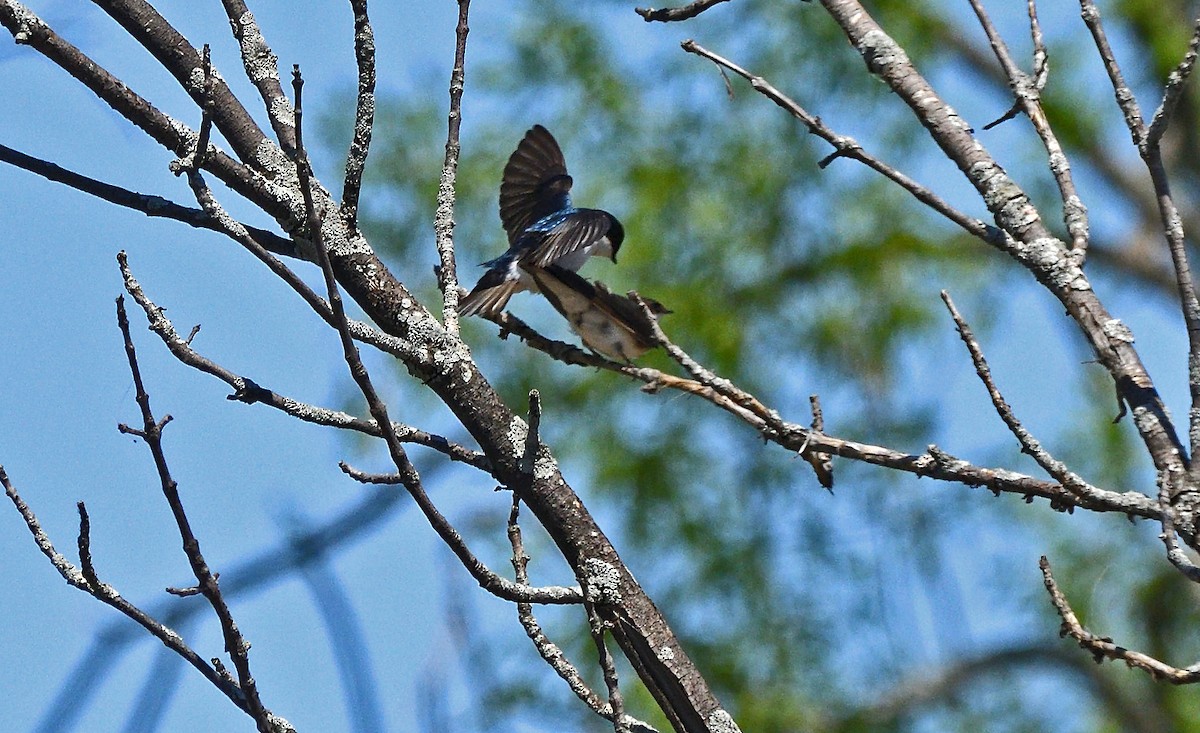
[499,125,572,244]
[459,266,523,317]
[532,266,666,360]
[521,209,616,268]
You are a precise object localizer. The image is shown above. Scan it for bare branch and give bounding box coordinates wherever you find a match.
[497,303,1156,517]
[1078,1,1200,482]
[339,463,406,485]
[805,395,834,490]
[292,67,583,607]
[636,0,730,23]
[90,0,278,173]
[588,601,630,733]
[341,0,377,230]
[814,0,1187,478]
[172,44,215,174]
[0,3,288,221]
[1156,470,1200,582]
[1079,0,1146,146]
[180,171,424,364]
[219,0,296,155]
[1041,555,1200,683]
[1,466,249,712]
[114,294,276,733]
[1147,13,1200,145]
[941,290,1116,505]
[117,253,490,472]
[681,39,1004,249]
[0,143,303,259]
[968,0,1089,254]
[507,496,657,733]
[75,502,101,591]
[434,0,471,335]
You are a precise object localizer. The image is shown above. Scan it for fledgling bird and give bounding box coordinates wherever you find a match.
[529,265,670,362]
[459,125,624,317]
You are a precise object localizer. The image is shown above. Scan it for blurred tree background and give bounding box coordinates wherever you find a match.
[322,0,1200,731]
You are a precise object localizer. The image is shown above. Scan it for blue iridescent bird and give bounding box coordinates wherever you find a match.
[459,125,624,317]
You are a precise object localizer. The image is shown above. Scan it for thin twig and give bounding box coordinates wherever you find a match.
[507,495,657,732]
[941,291,1108,503]
[1,466,248,709]
[434,0,470,335]
[589,602,630,733]
[292,66,582,606]
[1079,0,1145,141]
[172,44,215,173]
[339,463,406,485]
[1080,0,1200,483]
[341,0,377,231]
[681,39,1005,248]
[490,310,768,427]
[636,0,730,22]
[1040,555,1200,683]
[76,502,100,590]
[0,144,302,259]
[633,294,781,429]
[968,0,1089,255]
[117,253,490,471]
[114,295,275,733]
[499,304,1156,517]
[805,395,834,490]
[1147,14,1200,145]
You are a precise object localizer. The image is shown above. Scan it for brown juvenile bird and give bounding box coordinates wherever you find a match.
[529,265,670,362]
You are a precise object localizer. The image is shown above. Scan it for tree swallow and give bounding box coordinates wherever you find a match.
[528,265,670,362]
[459,125,624,317]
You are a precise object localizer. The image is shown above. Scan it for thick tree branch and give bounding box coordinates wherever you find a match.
[90,0,274,170]
[815,0,1186,492]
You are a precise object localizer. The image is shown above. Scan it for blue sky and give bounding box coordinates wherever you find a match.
[2,2,1196,732]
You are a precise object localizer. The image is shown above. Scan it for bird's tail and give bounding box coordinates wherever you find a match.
[458,280,522,318]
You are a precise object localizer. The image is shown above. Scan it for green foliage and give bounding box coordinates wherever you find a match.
[322,1,1200,731]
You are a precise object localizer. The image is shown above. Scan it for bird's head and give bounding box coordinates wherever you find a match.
[607,217,625,264]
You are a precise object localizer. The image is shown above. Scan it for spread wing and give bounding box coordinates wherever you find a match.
[499,125,573,244]
[519,209,619,268]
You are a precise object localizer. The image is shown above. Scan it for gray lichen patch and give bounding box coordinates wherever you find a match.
[583,558,622,605]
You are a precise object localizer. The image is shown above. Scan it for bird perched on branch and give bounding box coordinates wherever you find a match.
[459,125,624,317]
[529,265,670,362]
